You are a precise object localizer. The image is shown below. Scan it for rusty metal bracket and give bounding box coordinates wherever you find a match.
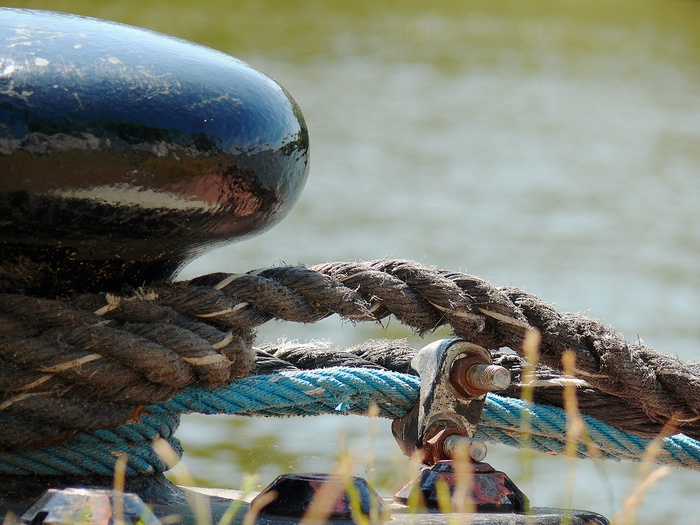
[391,339,510,465]
[391,339,532,514]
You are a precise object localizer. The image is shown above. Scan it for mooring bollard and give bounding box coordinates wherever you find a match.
[0,8,309,297]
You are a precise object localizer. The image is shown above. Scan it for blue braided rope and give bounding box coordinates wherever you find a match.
[0,405,182,476]
[2,367,700,475]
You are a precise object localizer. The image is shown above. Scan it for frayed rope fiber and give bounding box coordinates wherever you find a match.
[2,367,700,476]
[5,260,700,448]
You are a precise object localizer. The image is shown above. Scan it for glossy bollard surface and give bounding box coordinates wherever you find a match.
[0,9,309,296]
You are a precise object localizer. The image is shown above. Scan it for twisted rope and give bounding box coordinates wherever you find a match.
[254,339,669,439]
[3,367,700,476]
[0,294,255,448]
[2,259,699,449]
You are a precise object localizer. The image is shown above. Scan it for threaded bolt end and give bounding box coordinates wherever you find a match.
[443,435,488,462]
[464,364,511,391]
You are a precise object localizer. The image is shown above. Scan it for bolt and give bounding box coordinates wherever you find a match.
[442,435,488,462]
[451,355,511,397]
[464,363,511,391]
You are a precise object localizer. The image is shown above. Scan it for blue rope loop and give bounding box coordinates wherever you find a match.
[0,407,182,476]
[2,367,700,475]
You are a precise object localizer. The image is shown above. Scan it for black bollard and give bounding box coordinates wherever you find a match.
[0,8,309,297]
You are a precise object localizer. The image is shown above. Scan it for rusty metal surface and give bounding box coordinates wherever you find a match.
[394,461,528,514]
[391,339,510,464]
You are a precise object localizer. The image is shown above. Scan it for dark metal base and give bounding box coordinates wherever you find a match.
[0,474,190,520]
[1,475,609,525]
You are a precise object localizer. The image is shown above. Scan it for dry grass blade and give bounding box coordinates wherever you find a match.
[519,328,541,491]
[217,474,260,525]
[613,467,671,525]
[363,402,385,524]
[561,350,583,524]
[613,417,679,525]
[434,477,452,515]
[562,350,585,460]
[450,443,474,525]
[344,477,370,525]
[299,456,354,525]
[153,438,212,525]
[1,512,19,525]
[113,453,127,525]
[242,490,277,525]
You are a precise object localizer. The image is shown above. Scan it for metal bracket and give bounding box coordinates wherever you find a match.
[391,339,510,465]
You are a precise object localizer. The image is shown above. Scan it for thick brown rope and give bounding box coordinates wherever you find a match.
[161,259,700,439]
[1,259,697,450]
[0,293,254,449]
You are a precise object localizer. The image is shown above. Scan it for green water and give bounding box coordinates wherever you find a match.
[4,1,700,522]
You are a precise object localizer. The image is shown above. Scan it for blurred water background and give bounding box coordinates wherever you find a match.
[5,1,700,522]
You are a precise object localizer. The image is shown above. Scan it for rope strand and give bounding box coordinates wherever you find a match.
[2,259,699,478]
[3,367,700,476]
[3,260,698,446]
